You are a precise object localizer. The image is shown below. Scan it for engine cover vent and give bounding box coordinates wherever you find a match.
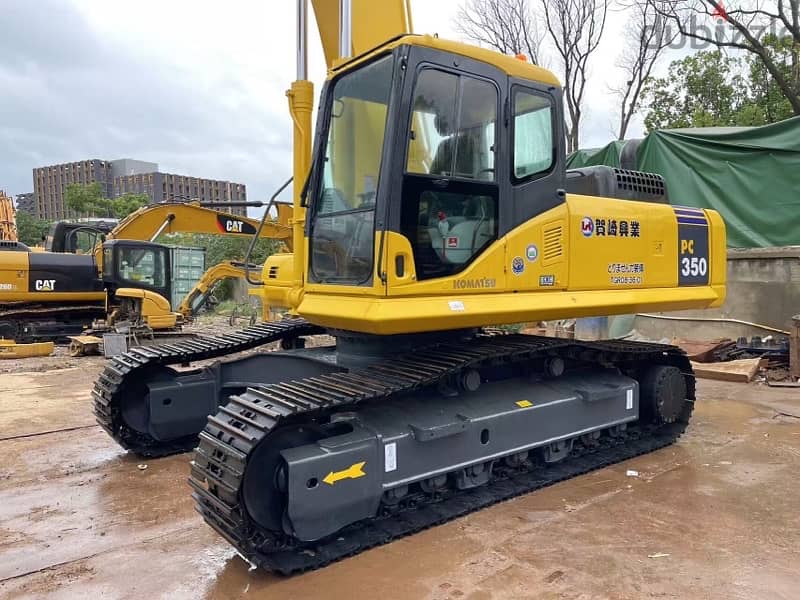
[543,223,564,263]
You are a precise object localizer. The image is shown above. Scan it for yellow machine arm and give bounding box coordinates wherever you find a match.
[105,202,291,247]
[177,261,257,317]
[310,0,413,68]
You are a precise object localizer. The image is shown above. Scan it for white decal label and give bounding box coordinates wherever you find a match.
[448,300,465,312]
[34,279,56,291]
[626,389,634,410]
[384,442,397,473]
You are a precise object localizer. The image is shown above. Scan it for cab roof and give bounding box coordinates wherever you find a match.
[331,34,561,88]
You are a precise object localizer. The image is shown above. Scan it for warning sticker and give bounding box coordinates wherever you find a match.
[447,236,459,248]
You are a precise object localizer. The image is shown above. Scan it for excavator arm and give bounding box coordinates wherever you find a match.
[108,202,291,243]
[177,260,258,317]
[94,202,292,266]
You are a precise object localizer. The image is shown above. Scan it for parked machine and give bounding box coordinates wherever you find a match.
[92,0,726,574]
[177,260,260,317]
[0,202,291,341]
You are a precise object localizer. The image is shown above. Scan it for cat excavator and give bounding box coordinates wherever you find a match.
[92,0,726,573]
[0,201,291,341]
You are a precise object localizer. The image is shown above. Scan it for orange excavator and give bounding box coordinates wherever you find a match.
[0,191,16,241]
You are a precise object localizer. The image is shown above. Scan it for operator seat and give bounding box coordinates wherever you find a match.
[429,115,477,178]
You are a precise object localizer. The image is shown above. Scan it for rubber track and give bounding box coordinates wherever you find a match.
[189,335,694,574]
[91,318,325,457]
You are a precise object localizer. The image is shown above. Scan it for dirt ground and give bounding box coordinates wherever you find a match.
[0,357,799,599]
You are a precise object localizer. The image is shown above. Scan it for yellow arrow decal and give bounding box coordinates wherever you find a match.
[322,461,366,485]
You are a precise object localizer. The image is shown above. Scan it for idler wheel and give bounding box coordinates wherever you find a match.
[639,365,688,425]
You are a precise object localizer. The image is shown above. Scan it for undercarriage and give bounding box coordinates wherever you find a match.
[0,303,107,342]
[92,319,694,574]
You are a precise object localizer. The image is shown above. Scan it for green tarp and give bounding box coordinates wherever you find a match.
[569,117,800,248]
[565,140,626,168]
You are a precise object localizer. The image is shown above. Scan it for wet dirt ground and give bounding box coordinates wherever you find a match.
[0,364,799,599]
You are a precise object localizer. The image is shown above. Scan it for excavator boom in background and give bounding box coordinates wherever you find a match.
[92,0,726,574]
[177,260,259,317]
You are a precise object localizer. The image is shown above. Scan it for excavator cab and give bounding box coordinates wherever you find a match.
[306,39,564,281]
[45,220,116,253]
[102,240,171,299]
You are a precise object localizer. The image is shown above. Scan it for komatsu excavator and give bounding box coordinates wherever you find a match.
[92,0,726,573]
[0,201,291,340]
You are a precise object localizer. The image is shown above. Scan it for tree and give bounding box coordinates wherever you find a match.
[652,0,800,115]
[16,211,51,247]
[613,1,676,139]
[640,45,796,130]
[642,51,747,129]
[541,0,609,152]
[65,183,149,219]
[741,33,796,122]
[455,0,544,64]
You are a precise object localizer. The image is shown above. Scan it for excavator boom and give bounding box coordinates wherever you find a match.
[102,201,292,259]
[310,0,412,68]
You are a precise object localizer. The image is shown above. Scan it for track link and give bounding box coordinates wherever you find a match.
[91,318,325,457]
[189,335,694,574]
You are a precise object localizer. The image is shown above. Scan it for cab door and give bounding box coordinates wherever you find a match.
[384,48,508,294]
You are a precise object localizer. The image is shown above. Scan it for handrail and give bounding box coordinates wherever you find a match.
[243,177,293,285]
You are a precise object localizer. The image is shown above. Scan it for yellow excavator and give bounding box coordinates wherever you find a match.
[177,260,259,317]
[0,201,291,341]
[92,0,725,574]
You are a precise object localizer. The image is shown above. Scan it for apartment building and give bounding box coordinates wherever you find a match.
[31,158,246,219]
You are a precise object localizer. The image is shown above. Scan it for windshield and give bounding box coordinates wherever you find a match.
[310,55,393,284]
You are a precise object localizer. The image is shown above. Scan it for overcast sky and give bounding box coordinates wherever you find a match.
[1,0,680,214]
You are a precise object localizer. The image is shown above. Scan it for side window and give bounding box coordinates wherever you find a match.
[513,90,554,180]
[407,69,497,181]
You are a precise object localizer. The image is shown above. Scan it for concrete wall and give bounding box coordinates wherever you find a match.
[627,247,800,341]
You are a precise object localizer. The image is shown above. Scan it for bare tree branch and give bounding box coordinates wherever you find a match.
[455,0,545,64]
[613,1,677,139]
[541,0,609,152]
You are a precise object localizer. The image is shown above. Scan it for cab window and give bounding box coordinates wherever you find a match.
[309,55,394,284]
[117,247,166,288]
[513,89,554,180]
[401,68,499,281]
